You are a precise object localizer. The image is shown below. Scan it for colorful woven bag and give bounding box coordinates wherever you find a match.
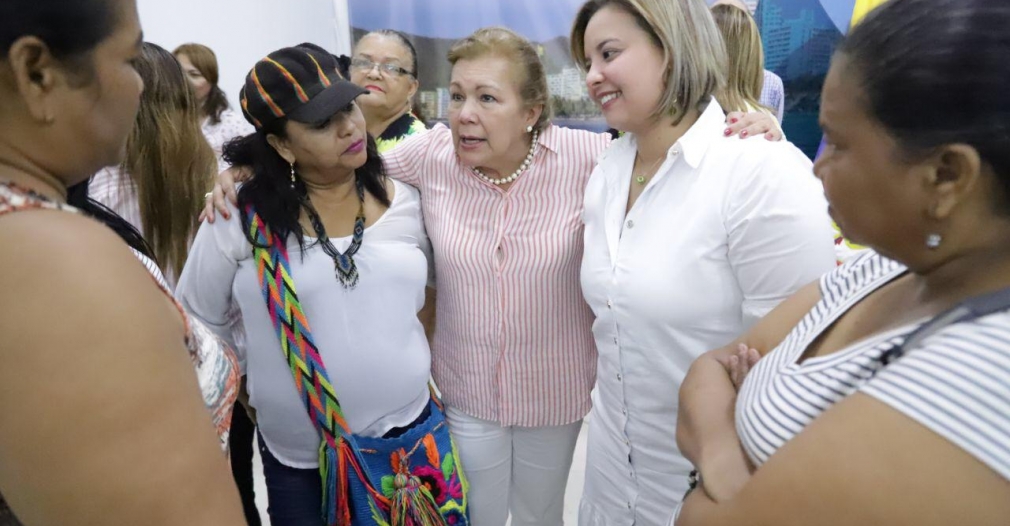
[245,205,469,526]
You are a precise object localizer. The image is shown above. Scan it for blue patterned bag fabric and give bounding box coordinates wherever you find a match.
[347,398,470,525]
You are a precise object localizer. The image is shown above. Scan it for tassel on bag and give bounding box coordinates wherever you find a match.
[389,472,445,526]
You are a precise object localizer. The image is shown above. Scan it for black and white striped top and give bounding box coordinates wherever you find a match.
[736,251,1010,481]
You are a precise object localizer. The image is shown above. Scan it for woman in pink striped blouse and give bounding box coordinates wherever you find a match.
[358,29,779,525]
[206,26,783,526]
[380,28,608,526]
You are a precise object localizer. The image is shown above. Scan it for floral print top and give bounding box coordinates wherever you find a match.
[0,181,240,524]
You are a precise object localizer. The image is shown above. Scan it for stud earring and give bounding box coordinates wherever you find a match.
[526,125,533,133]
[925,233,942,250]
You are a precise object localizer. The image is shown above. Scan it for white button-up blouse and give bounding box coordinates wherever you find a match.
[578,102,836,526]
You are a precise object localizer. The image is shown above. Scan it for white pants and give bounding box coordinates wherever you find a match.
[446,406,582,526]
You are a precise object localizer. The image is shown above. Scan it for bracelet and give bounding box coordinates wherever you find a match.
[682,469,702,501]
[688,469,702,490]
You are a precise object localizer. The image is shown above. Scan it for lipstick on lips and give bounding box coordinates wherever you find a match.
[344,139,365,154]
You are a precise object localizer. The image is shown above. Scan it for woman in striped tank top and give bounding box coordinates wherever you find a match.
[675,1,1010,524]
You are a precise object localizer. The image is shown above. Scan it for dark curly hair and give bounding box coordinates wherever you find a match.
[224,117,388,253]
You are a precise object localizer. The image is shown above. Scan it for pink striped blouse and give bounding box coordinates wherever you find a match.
[384,123,612,426]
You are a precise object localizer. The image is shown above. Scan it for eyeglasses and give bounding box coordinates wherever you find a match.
[349,58,414,78]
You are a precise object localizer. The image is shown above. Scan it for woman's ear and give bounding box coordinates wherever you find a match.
[525,103,544,130]
[5,36,65,123]
[406,77,419,102]
[265,133,295,165]
[926,143,982,220]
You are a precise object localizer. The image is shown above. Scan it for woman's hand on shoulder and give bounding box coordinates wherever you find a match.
[725,111,783,142]
[199,166,251,223]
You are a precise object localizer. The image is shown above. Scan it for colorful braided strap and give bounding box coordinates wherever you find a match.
[245,205,446,526]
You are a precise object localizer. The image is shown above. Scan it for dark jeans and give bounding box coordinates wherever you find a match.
[258,434,324,526]
[229,401,262,526]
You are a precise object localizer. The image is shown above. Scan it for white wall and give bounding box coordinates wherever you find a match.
[136,0,352,109]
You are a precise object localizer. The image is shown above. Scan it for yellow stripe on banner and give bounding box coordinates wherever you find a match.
[850,0,889,29]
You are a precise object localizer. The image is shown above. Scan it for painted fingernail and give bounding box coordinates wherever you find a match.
[741,130,749,138]
[730,118,738,124]
[724,128,732,136]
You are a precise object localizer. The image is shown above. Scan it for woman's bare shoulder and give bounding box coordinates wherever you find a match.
[0,209,182,348]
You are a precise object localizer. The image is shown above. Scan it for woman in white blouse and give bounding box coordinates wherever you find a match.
[177,46,435,525]
[175,43,254,172]
[570,0,836,524]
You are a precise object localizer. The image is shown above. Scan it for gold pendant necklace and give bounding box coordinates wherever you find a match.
[634,155,665,185]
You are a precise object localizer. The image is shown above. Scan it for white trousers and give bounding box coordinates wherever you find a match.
[446,406,582,526]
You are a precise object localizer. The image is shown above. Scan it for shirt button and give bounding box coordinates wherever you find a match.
[626,220,635,229]
[672,147,681,155]
[622,408,628,416]
[607,299,613,308]
[617,373,623,382]
[613,337,618,344]
[627,502,633,510]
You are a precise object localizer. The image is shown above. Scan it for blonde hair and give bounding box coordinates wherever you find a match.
[570,0,726,124]
[447,27,552,131]
[711,4,769,114]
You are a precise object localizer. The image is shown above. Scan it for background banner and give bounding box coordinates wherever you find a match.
[347,0,877,159]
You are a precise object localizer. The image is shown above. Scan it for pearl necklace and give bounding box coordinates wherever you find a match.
[471,129,539,186]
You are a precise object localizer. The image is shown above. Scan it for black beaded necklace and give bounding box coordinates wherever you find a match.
[300,176,366,289]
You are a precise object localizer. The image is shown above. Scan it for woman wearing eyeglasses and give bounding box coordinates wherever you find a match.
[349,30,427,153]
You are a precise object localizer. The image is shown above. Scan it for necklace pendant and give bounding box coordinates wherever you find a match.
[635,175,647,185]
[334,254,360,289]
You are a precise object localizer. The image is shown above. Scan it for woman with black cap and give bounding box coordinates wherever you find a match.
[175,45,467,526]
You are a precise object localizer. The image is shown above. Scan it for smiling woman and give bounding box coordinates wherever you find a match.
[569,0,835,523]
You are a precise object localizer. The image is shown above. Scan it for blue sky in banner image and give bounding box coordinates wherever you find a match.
[348,0,588,41]
[803,0,854,32]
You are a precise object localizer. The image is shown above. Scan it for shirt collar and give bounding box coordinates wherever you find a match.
[674,99,725,169]
[537,124,561,155]
[610,100,725,169]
